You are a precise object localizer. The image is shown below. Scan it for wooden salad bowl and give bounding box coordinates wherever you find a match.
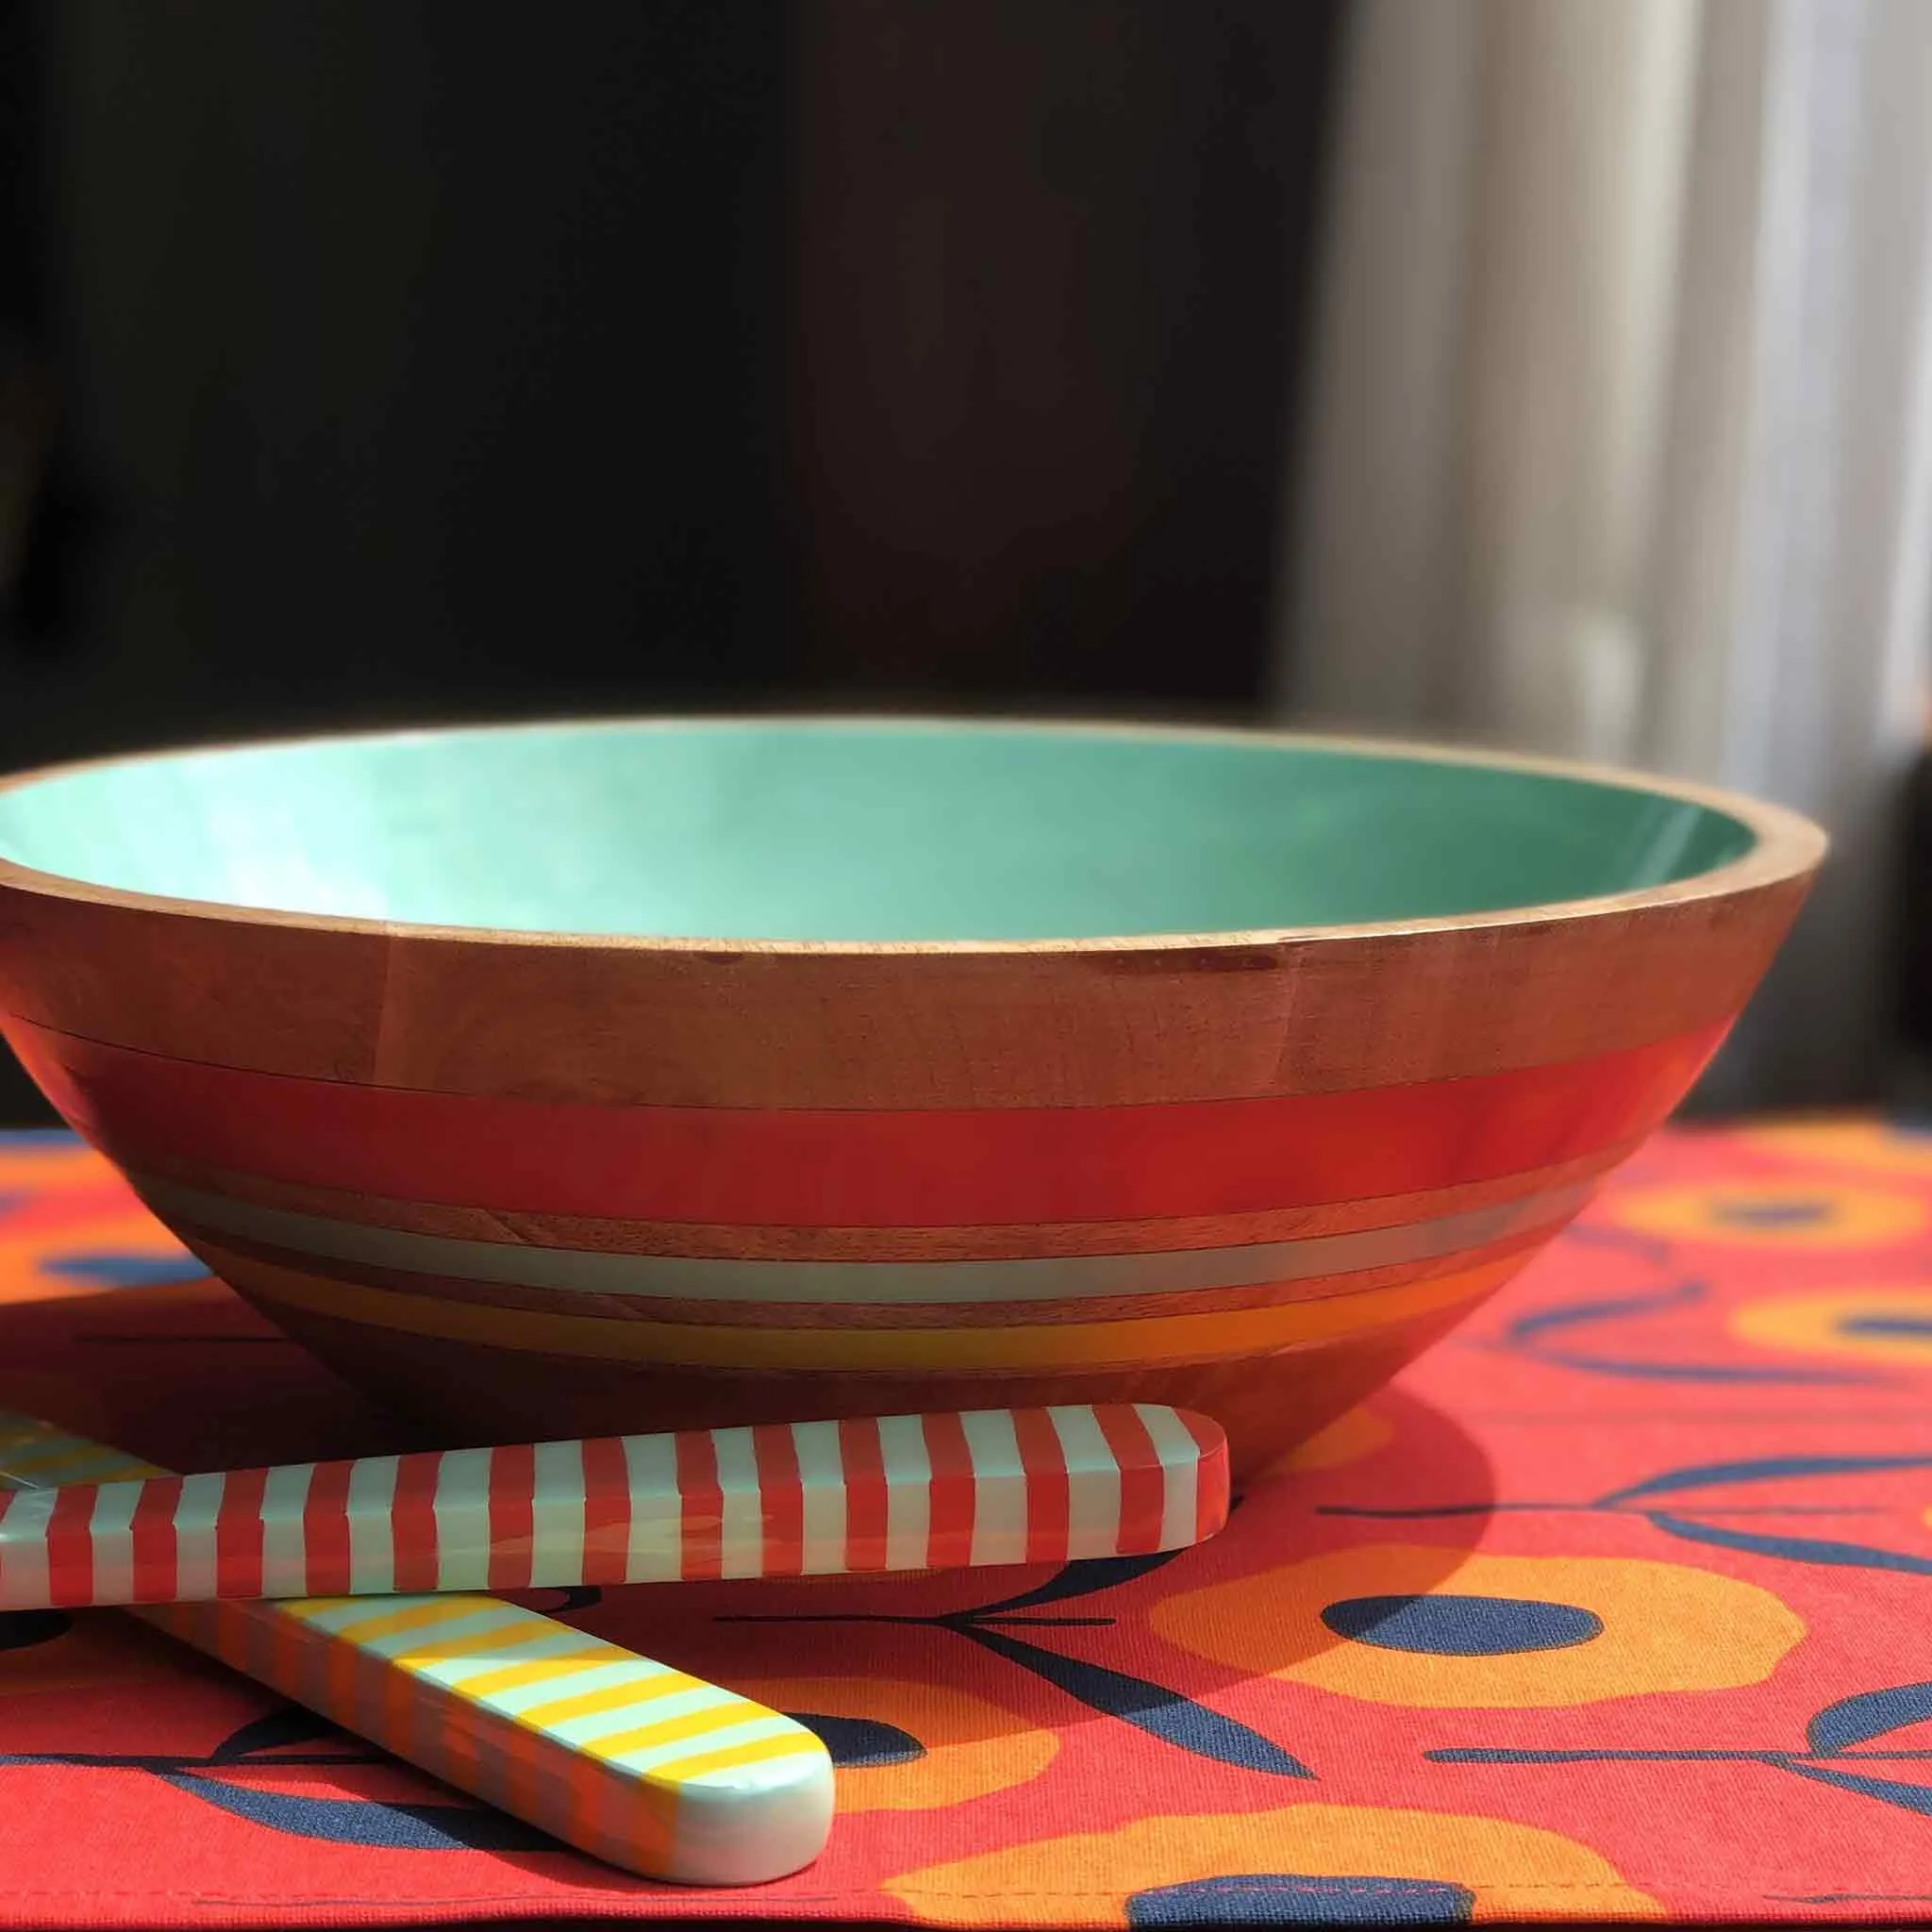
[0,718,1825,1477]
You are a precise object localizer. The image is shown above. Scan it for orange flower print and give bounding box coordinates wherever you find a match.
[1608,1179,1924,1249]
[724,1675,1057,1811]
[1150,1546,1803,1708]
[885,1803,1662,1924]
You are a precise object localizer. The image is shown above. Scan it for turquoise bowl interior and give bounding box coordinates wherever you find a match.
[0,719,1759,941]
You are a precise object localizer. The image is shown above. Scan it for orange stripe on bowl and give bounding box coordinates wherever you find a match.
[113,1136,1649,1258]
[198,1242,1530,1374]
[14,1017,1724,1226]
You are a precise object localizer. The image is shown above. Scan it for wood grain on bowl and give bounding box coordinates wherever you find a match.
[0,876,1808,1106]
[0,720,1826,1474]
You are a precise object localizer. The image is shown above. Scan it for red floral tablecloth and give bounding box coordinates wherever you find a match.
[4,1120,1932,1925]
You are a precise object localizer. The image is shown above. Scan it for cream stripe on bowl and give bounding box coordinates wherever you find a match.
[131,1170,1596,1306]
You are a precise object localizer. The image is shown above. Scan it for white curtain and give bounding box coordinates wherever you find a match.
[1279,0,1932,1108]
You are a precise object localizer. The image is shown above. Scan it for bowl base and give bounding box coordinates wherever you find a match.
[231,1291,1480,1485]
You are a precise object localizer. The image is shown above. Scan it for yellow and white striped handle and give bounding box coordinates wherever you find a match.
[0,1414,833,1885]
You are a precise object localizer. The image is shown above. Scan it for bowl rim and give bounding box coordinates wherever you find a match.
[0,712,1829,956]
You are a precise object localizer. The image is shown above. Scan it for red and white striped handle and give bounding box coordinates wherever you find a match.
[0,1404,1227,1611]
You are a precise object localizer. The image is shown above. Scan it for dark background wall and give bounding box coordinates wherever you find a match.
[0,0,1342,1122]
[786,1,1336,706]
[3,1,797,758]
